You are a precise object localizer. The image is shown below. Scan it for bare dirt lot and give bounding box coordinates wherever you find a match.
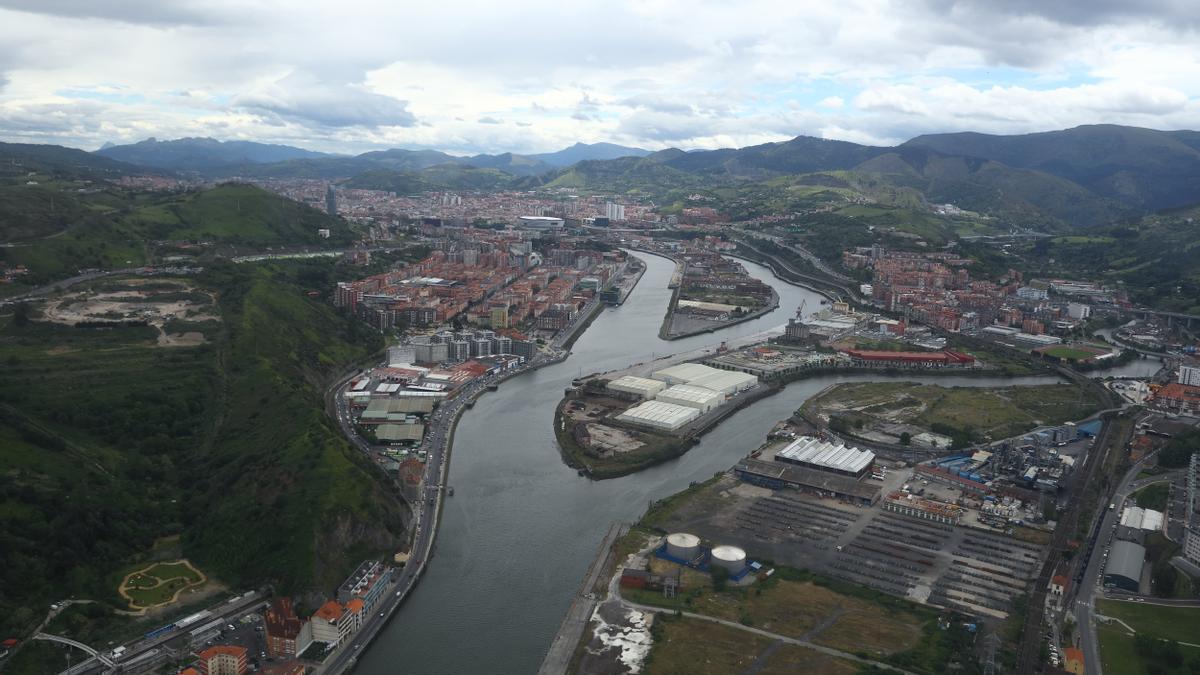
[40,278,219,347]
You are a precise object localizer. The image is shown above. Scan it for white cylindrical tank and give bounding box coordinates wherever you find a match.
[666,532,700,560]
[710,545,747,573]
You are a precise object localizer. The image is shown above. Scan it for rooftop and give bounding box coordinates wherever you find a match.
[777,436,875,474]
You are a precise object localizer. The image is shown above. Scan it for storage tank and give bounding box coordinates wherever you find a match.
[666,532,700,560]
[710,545,747,573]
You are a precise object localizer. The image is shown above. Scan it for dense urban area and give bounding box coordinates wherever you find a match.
[3,122,1200,675]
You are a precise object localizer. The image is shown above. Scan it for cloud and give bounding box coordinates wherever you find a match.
[0,1,1197,154]
[232,73,417,129]
[0,0,221,26]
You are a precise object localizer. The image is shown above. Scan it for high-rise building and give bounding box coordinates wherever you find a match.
[604,202,626,221]
[325,184,338,216]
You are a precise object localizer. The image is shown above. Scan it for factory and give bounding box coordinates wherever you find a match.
[774,436,876,480]
[616,400,701,431]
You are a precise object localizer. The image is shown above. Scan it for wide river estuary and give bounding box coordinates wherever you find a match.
[358,251,1124,673]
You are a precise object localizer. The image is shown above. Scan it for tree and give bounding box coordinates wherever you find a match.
[13,302,30,327]
[899,432,912,446]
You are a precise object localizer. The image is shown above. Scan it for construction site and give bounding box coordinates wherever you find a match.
[37,277,218,347]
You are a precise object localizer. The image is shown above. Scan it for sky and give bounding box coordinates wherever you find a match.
[0,0,1198,156]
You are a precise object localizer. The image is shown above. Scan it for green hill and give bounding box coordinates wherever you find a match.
[0,183,355,285]
[0,261,404,648]
[904,125,1200,212]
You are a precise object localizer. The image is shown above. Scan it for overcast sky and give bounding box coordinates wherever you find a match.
[1,0,1198,155]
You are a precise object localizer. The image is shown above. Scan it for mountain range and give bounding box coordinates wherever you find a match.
[94,138,651,177]
[23,123,1200,228]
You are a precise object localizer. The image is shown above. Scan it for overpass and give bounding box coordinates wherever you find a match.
[33,632,113,671]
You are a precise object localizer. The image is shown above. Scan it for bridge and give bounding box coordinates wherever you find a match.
[33,632,113,672]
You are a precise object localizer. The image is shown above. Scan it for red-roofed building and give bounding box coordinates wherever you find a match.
[196,645,247,675]
[1153,383,1200,416]
[264,598,312,659]
[842,349,976,368]
[310,599,362,648]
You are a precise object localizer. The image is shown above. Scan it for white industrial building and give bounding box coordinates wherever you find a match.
[710,545,747,573]
[607,375,667,399]
[776,436,875,479]
[655,384,723,413]
[616,400,700,431]
[1067,302,1091,320]
[689,369,757,395]
[652,362,719,385]
[1120,506,1165,531]
[517,215,564,230]
[651,362,757,394]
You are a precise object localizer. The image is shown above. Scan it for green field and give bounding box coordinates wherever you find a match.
[1097,623,1200,675]
[1134,483,1170,511]
[805,381,1103,445]
[1097,600,1200,645]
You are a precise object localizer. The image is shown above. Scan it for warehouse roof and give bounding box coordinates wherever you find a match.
[656,384,723,405]
[689,369,757,392]
[777,436,875,474]
[608,375,666,394]
[616,400,700,427]
[652,362,721,383]
[1104,540,1146,582]
[376,424,424,442]
[735,458,881,501]
[1120,506,1164,531]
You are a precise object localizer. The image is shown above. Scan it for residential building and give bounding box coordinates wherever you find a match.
[264,598,312,659]
[196,645,247,675]
[325,185,337,216]
[336,560,392,613]
[310,600,362,647]
[1180,365,1200,387]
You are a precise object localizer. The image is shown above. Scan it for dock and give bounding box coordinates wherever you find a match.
[537,523,627,675]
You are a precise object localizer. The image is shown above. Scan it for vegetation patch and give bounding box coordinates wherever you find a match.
[118,560,206,609]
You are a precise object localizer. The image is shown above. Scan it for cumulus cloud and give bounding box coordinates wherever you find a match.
[0,0,1197,153]
[232,73,416,129]
[0,0,222,26]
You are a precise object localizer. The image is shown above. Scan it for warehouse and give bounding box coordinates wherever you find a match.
[652,362,719,385]
[775,436,875,479]
[651,362,758,394]
[616,400,700,431]
[376,423,424,445]
[1120,506,1165,532]
[606,375,667,400]
[734,458,881,505]
[689,369,758,395]
[1103,540,1146,592]
[655,384,723,413]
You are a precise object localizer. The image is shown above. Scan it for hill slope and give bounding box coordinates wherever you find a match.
[904,125,1200,212]
[96,137,337,172]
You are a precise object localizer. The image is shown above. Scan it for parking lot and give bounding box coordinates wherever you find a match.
[654,473,1046,619]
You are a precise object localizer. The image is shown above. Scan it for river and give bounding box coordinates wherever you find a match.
[357,253,1057,674]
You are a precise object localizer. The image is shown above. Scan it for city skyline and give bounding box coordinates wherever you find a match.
[0,0,1198,155]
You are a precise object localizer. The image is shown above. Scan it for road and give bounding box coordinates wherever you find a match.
[320,345,570,674]
[1071,445,1185,675]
